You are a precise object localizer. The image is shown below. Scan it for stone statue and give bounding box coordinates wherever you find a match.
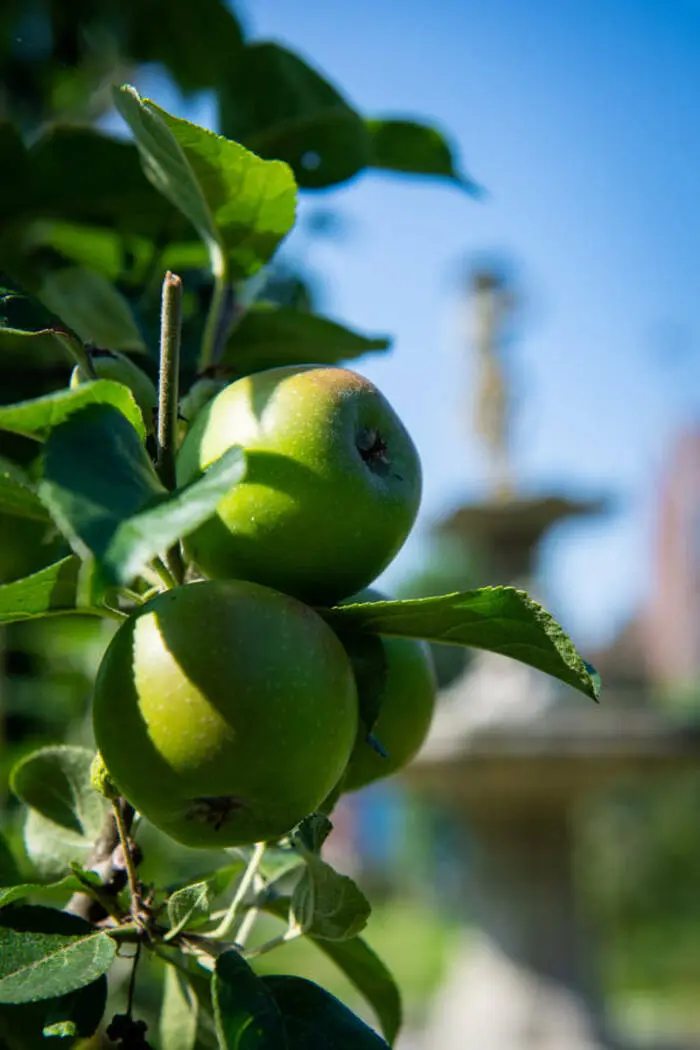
[469,266,516,499]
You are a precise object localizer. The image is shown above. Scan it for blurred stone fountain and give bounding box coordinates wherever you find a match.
[406,263,700,1050]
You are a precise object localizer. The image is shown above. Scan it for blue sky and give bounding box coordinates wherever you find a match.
[224,0,700,650]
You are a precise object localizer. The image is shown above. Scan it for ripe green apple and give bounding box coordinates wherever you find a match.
[70,350,157,431]
[175,365,422,605]
[92,580,358,848]
[339,590,437,792]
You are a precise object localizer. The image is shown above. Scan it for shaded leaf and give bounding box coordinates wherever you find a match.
[0,974,107,1046]
[320,590,600,700]
[0,381,145,442]
[23,810,95,882]
[260,901,400,1044]
[264,976,389,1049]
[114,86,297,280]
[11,746,110,840]
[28,126,182,240]
[37,267,147,353]
[312,939,402,1046]
[38,403,245,586]
[367,118,480,192]
[0,906,115,1005]
[0,556,95,624]
[212,950,287,1049]
[225,307,390,374]
[292,816,333,856]
[220,42,370,190]
[0,458,50,522]
[160,966,198,1050]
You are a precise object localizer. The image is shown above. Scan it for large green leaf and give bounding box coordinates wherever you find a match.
[0,556,91,624]
[312,939,402,1047]
[0,906,115,1005]
[219,42,370,190]
[263,976,389,1049]
[225,307,390,374]
[0,381,145,442]
[319,591,600,700]
[261,899,400,1045]
[14,747,111,880]
[114,86,297,280]
[212,950,287,1049]
[38,403,245,586]
[37,267,147,353]
[367,119,480,192]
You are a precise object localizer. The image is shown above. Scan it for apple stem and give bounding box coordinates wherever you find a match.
[112,797,142,922]
[156,271,182,490]
[156,271,186,584]
[205,841,266,942]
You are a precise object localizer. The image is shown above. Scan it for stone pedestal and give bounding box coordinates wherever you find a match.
[406,649,700,1050]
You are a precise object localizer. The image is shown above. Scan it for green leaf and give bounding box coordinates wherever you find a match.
[0,835,19,886]
[260,899,400,1046]
[37,267,147,353]
[0,284,82,372]
[320,590,600,701]
[11,746,110,840]
[0,906,115,1005]
[23,810,95,882]
[367,119,481,192]
[291,856,370,942]
[219,42,371,190]
[167,881,215,939]
[160,966,199,1050]
[123,0,244,93]
[0,556,91,624]
[38,403,245,587]
[292,816,333,856]
[28,125,183,240]
[0,458,50,522]
[0,974,107,1046]
[263,976,389,1049]
[0,381,146,442]
[311,939,402,1046]
[113,85,297,280]
[0,876,83,910]
[212,950,287,1049]
[225,307,390,374]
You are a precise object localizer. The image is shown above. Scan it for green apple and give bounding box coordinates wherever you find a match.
[70,350,157,431]
[340,590,437,792]
[176,365,422,604]
[92,579,358,848]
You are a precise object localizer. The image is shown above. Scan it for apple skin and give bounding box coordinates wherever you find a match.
[175,365,422,605]
[339,590,437,792]
[92,580,358,848]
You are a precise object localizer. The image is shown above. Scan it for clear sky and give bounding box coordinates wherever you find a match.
[225,0,700,650]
